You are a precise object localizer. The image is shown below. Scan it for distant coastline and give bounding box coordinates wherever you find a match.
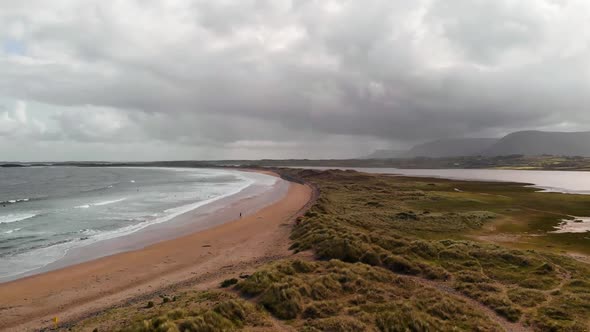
[4,154,590,172]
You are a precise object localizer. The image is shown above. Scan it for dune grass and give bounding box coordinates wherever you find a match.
[286,169,590,331]
[71,291,274,332]
[236,259,501,331]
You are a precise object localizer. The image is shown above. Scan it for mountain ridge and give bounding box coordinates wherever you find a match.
[483,130,590,156]
[365,130,590,159]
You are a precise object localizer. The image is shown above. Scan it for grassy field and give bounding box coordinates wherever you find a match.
[70,169,590,332]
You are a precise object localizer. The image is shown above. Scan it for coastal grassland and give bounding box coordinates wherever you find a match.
[76,260,502,332]
[71,169,590,332]
[69,290,276,332]
[388,175,590,254]
[235,259,500,331]
[287,169,590,331]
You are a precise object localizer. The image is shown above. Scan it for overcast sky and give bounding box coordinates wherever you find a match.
[1,0,590,161]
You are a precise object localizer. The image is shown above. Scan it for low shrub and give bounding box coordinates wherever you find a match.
[375,308,436,332]
[220,278,238,288]
[306,316,367,331]
[382,255,421,275]
[259,283,304,319]
[507,288,546,308]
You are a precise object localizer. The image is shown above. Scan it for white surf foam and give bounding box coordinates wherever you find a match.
[76,198,126,209]
[1,198,30,205]
[94,198,127,206]
[0,213,37,224]
[3,228,22,234]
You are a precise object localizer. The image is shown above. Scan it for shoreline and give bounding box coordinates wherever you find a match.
[0,168,282,283]
[0,170,314,331]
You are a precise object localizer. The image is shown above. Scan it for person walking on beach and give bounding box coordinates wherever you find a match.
[240,212,242,218]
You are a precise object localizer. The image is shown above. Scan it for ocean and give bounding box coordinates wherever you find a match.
[0,167,274,280]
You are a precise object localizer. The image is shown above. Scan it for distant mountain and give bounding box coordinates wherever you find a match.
[362,149,405,159]
[402,138,498,158]
[363,131,590,159]
[484,131,590,156]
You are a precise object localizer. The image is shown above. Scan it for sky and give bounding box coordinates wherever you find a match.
[1,0,590,161]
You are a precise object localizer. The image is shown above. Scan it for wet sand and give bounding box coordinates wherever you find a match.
[0,172,313,331]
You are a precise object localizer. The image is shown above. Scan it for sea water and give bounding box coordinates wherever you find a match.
[0,167,272,280]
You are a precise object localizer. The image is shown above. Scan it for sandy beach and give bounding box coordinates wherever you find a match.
[0,171,313,331]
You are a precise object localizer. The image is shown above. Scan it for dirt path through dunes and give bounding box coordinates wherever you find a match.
[406,276,533,332]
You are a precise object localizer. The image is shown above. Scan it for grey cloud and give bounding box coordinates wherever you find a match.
[1,0,590,160]
[427,0,545,64]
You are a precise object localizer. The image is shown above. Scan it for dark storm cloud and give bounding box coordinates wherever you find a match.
[1,0,590,159]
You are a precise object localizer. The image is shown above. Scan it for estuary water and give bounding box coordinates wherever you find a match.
[293,167,590,194]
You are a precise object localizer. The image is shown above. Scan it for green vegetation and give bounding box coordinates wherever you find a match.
[236,259,500,331]
[72,169,590,332]
[72,291,274,332]
[220,278,239,288]
[286,169,590,331]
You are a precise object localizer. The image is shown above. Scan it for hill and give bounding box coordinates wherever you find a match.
[363,130,590,159]
[484,130,590,156]
[362,149,405,159]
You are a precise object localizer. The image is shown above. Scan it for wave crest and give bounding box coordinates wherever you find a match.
[0,198,31,205]
[75,198,126,209]
[0,213,37,224]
